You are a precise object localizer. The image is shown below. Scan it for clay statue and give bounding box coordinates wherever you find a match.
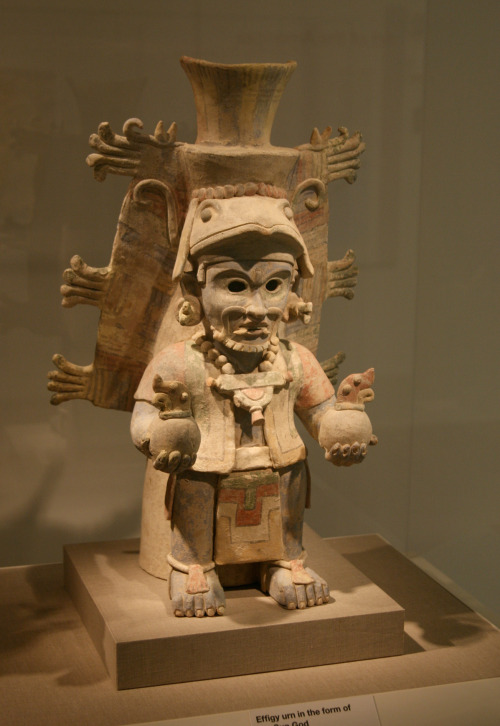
[48,57,376,617]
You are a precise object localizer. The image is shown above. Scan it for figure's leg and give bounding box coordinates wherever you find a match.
[263,461,330,609]
[169,472,225,617]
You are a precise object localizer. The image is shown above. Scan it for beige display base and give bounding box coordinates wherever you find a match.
[63,525,404,690]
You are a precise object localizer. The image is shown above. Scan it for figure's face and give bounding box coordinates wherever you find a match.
[200,258,294,350]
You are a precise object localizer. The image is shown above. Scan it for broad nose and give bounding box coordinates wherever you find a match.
[246,304,267,321]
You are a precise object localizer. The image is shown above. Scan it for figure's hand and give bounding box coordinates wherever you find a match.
[324,435,378,467]
[48,354,94,405]
[148,408,201,475]
[153,449,197,474]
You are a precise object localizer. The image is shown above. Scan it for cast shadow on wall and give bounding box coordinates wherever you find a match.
[0,458,142,568]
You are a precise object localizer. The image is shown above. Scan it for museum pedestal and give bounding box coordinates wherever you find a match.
[2,533,499,726]
[63,525,404,689]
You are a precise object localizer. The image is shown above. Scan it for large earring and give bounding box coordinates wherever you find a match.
[177,295,202,326]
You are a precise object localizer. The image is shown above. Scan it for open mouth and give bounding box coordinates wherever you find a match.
[233,325,269,339]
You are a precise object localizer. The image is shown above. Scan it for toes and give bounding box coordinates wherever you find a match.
[313,580,322,604]
[305,583,316,607]
[170,575,184,616]
[294,584,307,609]
[183,592,195,616]
[207,572,226,615]
[170,569,226,617]
[267,567,331,610]
[306,568,330,604]
[194,594,204,617]
[171,590,183,612]
[282,582,298,609]
[202,588,217,617]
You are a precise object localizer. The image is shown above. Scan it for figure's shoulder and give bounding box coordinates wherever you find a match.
[283,340,335,407]
[150,340,188,366]
[287,339,310,354]
[282,339,318,366]
[281,338,311,353]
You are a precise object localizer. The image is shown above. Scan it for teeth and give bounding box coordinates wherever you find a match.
[234,327,268,335]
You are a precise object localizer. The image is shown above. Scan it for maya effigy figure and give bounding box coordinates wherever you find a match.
[131,190,377,617]
[48,57,376,618]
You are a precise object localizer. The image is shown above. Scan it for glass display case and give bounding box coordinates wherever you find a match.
[1,0,498,645]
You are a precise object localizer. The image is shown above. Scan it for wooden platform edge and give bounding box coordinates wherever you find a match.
[64,538,405,690]
[63,547,119,687]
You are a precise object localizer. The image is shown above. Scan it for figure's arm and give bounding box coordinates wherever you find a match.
[296,396,336,441]
[131,383,201,474]
[296,396,367,466]
[294,344,376,467]
[296,125,366,186]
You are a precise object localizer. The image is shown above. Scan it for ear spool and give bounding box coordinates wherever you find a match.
[177,294,202,326]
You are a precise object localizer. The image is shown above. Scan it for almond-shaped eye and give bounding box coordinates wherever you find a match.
[227,279,248,293]
[265,278,282,292]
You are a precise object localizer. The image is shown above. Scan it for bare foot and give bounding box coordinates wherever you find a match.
[263,565,330,610]
[169,569,226,617]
